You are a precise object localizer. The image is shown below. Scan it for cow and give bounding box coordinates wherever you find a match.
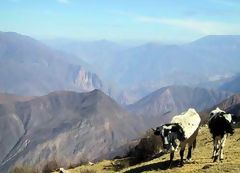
[208,107,234,162]
[56,168,69,173]
[152,108,201,168]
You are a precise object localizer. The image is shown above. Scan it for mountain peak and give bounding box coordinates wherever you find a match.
[190,35,240,46]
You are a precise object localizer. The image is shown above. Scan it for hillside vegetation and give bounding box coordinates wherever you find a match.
[61,126,240,173]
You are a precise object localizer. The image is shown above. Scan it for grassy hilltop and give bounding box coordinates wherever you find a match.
[61,126,240,173]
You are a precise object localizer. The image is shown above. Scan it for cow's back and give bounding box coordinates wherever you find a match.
[171,108,201,139]
[208,116,234,137]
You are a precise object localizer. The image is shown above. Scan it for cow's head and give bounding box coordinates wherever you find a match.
[210,107,225,117]
[152,123,185,151]
[210,107,233,123]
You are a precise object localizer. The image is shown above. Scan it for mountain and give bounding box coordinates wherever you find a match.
[44,35,240,105]
[127,86,232,127]
[45,39,127,76]
[0,32,103,95]
[0,90,144,172]
[220,74,240,93]
[188,35,240,49]
[107,35,240,89]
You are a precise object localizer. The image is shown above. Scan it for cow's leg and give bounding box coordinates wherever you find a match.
[212,137,216,159]
[186,145,193,161]
[213,136,220,162]
[179,143,186,166]
[220,134,227,161]
[168,151,174,168]
[179,149,185,166]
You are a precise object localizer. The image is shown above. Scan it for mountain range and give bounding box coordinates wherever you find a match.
[1,32,240,104]
[47,35,240,104]
[0,31,240,172]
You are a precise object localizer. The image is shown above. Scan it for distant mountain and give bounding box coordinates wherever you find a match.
[107,35,240,89]
[127,86,232,127]
[0,31,103,95]
[188,35,240,49]
[0,90,144,172]
[44,35,240,104]
[106,35,240,104]
[220,74,240,93]
[45,39,127,75]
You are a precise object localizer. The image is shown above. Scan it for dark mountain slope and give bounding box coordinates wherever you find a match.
[0,90,144,172]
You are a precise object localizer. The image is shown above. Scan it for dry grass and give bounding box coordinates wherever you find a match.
[53,126,240,173]
[80,168,97,173]
[9,166,38,173]
[121,127,240,173]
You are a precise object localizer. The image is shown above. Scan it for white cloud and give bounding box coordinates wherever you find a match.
[57,0,70,4]
[136,15,240,35]
[112,10,240,35]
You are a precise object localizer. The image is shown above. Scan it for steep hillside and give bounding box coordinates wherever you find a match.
[220,74,240,93]
[0,31,103,95]
[55,127,240,173]
[0,90,144,173]
[128,86,232,127]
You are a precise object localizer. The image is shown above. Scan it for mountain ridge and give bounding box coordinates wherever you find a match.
[0,90,144,172]
[128,85,232,127]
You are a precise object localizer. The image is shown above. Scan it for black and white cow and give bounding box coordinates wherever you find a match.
[152,108,201,167]
[208,107,234,162]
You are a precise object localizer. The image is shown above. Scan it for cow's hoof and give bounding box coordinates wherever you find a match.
[179,163,184,167]
[213,156,218,162]
[167,162,172,169]
[186,158,193,163]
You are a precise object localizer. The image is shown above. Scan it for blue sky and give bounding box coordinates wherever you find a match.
[1,0,240,43]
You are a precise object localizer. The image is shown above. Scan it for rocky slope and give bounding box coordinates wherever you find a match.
[127,86,232,127]
[0,31,103,95]
[0,90,144,173]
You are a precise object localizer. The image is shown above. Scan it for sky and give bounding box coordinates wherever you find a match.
[1,0,240,43]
